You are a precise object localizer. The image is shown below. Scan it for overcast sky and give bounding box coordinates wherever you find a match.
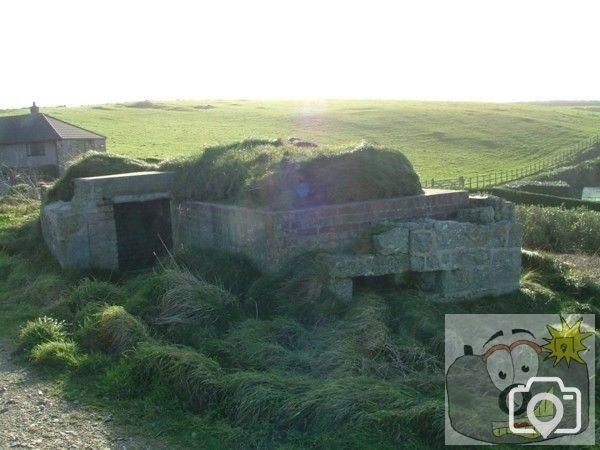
[1,0,599,108]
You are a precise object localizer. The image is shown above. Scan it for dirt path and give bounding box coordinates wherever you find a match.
[0,341,155,450]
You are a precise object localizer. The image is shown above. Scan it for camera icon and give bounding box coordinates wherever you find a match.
[509,376,582,439]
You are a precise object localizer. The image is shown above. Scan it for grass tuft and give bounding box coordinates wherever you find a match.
[66,278,124,312]
[155,266,239,329]
[29,340,81,368]
[77,305,148,355]
[133,341,222,410]
[18,316,68,352]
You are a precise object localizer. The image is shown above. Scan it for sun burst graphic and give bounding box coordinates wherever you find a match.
[543,316,593,366]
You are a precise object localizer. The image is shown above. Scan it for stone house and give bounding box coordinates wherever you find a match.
[0,103,106,175]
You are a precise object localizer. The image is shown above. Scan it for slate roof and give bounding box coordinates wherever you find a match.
[0,113,105,145]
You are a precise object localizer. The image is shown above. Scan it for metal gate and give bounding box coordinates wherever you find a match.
[113,199,173,271]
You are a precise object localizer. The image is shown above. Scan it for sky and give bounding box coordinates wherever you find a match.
[1,0,600,108]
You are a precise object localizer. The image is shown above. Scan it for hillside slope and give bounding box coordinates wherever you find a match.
[2,100,599,180]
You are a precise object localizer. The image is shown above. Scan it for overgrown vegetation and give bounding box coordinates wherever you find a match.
[46,152,156,202]
[1,146,599,447]
[46,140,423,208]
[517,205,600,254]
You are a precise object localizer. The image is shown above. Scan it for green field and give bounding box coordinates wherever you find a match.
[3,100,600,180]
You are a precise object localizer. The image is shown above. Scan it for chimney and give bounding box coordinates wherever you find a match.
[30,102,39,114]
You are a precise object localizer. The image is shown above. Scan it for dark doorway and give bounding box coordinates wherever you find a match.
[113,199,173,271]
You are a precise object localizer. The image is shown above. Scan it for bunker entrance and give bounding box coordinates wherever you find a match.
[113,199,172,271]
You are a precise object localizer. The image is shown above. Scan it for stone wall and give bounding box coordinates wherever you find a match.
[0,142,58,168]
[172,189,469,272]
[42,173,522,302]
[56,138,106,174]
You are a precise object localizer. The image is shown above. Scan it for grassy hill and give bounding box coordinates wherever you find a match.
[2,100,600,180]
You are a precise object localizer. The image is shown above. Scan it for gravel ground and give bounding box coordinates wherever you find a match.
[0,341,157,450]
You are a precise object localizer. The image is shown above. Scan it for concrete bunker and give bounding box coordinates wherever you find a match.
[42,170,521,302]
[41,171,175,271]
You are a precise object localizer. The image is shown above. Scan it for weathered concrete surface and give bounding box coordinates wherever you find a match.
[42,176,521,302]
[172,189,469,272]
[41,171,174,270]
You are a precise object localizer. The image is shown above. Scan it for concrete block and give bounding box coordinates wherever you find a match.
[411,230,435,253]
[372,227,409,255]
[457,206,495,224]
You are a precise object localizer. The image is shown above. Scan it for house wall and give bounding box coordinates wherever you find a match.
[57,138,106,174]
[0,138,105,174]
[0,142,58,169]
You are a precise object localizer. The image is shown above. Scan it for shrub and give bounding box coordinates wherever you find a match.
[133,341,222,409]
[517,205,600,253]
[29,340,80,368]
[155,267,239,329]
[77,305,148,355]
[18,316,68,351]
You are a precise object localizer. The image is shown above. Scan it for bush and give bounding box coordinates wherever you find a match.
[29,340,80,368]
[155,267,239,329]
[18,316,68,351]
[133,341,222,409]
[77,305,148,355]
[517,205,600,253]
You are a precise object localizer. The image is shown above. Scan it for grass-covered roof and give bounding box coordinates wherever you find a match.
[46,139,423,209]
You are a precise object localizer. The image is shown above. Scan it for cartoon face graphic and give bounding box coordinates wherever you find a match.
[446,317,592,444]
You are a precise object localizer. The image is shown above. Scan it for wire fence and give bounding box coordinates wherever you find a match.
[422,134,600,190]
